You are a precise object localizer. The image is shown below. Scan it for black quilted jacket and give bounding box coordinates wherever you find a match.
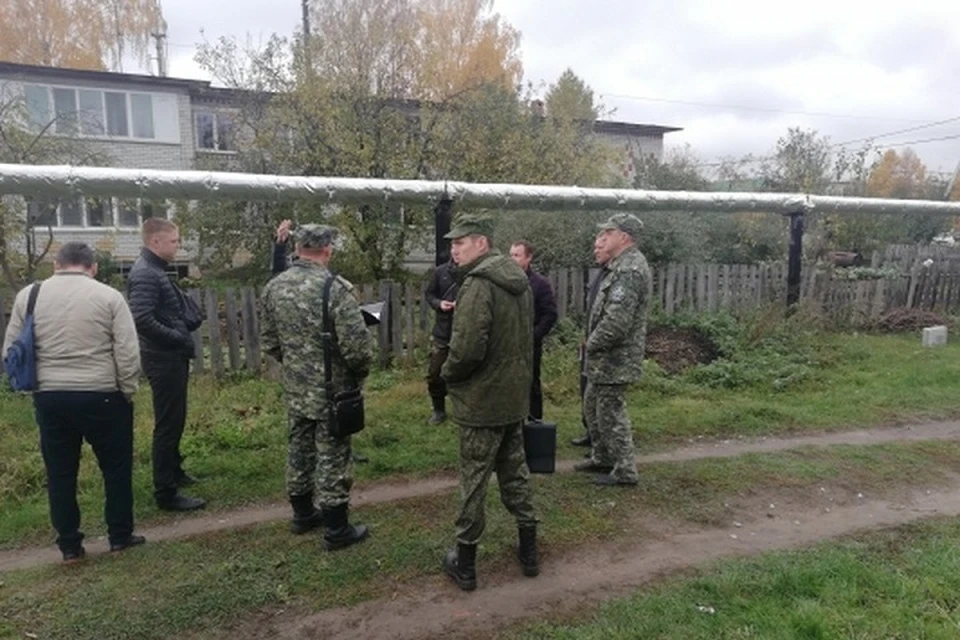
[127,248,195,358]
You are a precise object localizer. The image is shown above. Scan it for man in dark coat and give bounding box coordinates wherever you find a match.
[509,241,558,421]
[423,258,458,424]
[127,218,205,512]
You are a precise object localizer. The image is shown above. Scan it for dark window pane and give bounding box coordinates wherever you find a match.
[105,92,128,137]
[216,114,233,151]
[27,197,57,227]
[24,85,50,131]
[60,198,83,226]
[86,198,108,227]
[118,199,139,227]
[196,113,215,149]
[78,90,105,136]
[130,93,154,138]
[53,88,77,135]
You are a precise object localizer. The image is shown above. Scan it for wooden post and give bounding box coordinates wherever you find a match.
[240,287,261,373]
[707,264,718,312]
[205,289,224,376]
[665,263,677,314]
[557,268,569,320]
[223,288,241,371]
[188,289,204,374]
[405,282,417,362]
[786,210,805,311]
[378,281,392,368]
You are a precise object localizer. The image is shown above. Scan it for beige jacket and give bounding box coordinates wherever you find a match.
[2,272,140,398]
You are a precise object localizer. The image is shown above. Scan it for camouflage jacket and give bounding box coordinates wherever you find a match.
[441,251,534,427]
[261,260,374,419]
[585,245,651,384]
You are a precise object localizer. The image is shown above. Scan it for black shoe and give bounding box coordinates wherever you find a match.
[177,473,199,488]
[593,475,639,487]
[573,460,613,473]
[322,504,370,551]
[289,494,325,535]
[157,494,207,512]
[517,526,539,577]
[443,542,477,591]
[352,452,369,464]
[62,547,86,564]
[428,411,447,425]
[570,435,592,447]
[110,534,146,552]
[429,397,447,425]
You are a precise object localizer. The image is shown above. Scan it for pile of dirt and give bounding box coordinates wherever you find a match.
[645,327,719,374]
[872,309,949,333]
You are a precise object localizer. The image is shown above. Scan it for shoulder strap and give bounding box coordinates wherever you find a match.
[321,275,336,390]
[26,282,41,316]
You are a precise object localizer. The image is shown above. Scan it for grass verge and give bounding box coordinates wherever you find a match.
[2,440,960,639]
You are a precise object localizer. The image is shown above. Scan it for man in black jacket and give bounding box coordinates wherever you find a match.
[509,241,558,421]
[423,258,458,424]
[128,219,206,512]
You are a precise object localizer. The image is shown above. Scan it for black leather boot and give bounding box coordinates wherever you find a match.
[517,525,539,577]
[289,494,325,535]
[443,542,477,591]
[428,396,447,425]
[322,503,369,551]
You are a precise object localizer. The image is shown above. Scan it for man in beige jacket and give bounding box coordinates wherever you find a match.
[3,242,143,563]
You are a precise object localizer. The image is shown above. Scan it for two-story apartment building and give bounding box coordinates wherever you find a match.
[0,61,681,270]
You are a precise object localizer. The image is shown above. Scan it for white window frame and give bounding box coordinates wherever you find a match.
[22,83,174,143]
[194,110,236,153]
[23,196,172,229]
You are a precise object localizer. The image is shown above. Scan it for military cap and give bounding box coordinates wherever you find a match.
[597,213,644,239]
[444,213,495,240]
[293,224,339,249]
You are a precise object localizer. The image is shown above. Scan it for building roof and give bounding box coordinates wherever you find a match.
[0,61,682,135]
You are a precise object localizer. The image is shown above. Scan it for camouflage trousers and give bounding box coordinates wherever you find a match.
[583,382,639,483]
[456,422,538,545]
[286,412,353,508]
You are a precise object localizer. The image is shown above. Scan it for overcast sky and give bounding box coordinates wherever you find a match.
[155,0,960,178]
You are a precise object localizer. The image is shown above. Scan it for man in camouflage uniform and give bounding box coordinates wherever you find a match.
[440,213,539,591]
[261,224,375,551]
[574,213,651,487]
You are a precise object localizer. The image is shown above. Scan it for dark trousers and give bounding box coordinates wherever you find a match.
[529,342,544,420]
[143,354,190,502]
[34,391,134,552]
[427,341,449,400]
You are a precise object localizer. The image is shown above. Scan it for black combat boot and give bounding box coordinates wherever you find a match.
[322,503,369,551]
[443,542,477,591]
[289,493,325,535]
[428,396,447,425]
[517,525,539,577]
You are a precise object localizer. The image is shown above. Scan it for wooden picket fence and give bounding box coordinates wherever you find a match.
[5,254,960,378]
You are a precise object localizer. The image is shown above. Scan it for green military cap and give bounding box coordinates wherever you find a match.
[293,224,339,249]
[598,213,644,239]
[444,213,495,240]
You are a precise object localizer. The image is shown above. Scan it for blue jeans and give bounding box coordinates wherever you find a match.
[34,391,135,552]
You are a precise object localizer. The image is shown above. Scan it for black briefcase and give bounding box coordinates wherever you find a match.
[523,420,557,474]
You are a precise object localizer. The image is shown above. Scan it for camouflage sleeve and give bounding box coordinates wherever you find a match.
[259,283,282,362]
[333,279,374,381]
[586,269,644,355]
[441,278,492,384]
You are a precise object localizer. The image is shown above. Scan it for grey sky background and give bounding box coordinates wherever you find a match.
[154,0,960,177]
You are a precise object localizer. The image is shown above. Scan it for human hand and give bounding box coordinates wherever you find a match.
[440,301,456,312]
[276,219,293,243]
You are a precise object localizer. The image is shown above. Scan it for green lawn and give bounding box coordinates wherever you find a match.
[3,440,960,640]
[507,516,960,640]
[3,331,960,548]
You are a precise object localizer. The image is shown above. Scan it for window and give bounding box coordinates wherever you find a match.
[117,198,168,228]
[105,92,128,137]
[27,197,57,227]
[24,85,50,131]
[86,197,109,227]
[195,111,234,151]
[130,93,154,139]
[78,90,105,136]
[21,85,176,142]
[59,198,83,226]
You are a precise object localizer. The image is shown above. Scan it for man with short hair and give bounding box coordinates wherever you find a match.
[509,241,558,421]
[574,213,651,487]
[3,242,144,562]
[128,218,205,511]
[261,224,375,551]
[441,213,539,591]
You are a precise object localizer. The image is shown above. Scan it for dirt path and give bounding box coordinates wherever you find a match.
[3,420,959,573]
[258,481,960,640]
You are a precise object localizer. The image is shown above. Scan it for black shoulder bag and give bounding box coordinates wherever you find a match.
[322,276,366,439]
